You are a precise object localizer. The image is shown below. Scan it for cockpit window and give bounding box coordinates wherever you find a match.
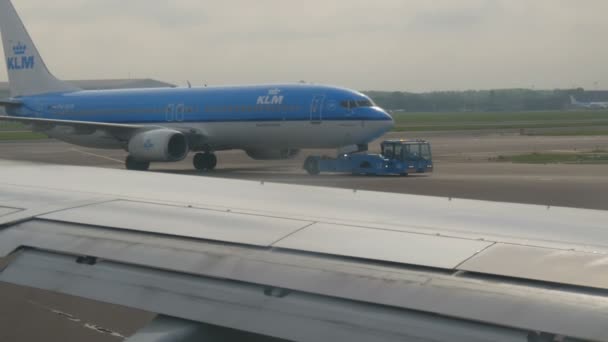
[340,100,357,109]
[356,99,374,107]
[340,99,375,109]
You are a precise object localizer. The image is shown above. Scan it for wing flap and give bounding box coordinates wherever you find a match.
[35,195,608,290]
[37,199,493,269]
[459,244,608,290]
[39,199,314,247]
[274,222,493,269]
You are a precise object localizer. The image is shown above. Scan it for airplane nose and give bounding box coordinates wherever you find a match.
[359,107,395,142]
[381,109,395,131]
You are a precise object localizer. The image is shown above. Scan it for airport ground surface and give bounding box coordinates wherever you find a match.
[0,130,607,210]
[1,130,608,341]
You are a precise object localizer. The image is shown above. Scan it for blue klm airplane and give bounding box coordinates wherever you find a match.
[0,0,393,171]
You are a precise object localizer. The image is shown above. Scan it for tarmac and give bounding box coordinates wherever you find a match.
[1,130,608,341]
[1,131,607,209]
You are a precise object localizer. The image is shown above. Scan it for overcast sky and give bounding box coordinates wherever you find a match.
[1,0,607,91]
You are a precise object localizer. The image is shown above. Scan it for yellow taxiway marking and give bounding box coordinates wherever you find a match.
[70,148,124,164]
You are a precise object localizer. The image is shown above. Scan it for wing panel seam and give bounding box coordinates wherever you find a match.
[453,242,496,270]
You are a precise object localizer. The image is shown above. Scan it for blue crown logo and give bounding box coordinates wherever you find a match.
[12,42,27,55]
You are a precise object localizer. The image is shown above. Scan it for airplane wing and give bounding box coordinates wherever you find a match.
[1,160,607,341]
[0,115,203,142]
[0,115,152,141]
[0,98,22,107]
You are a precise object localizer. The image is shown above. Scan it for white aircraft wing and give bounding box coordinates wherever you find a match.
[0,115,204,143]
[0,160,607,341]
[0,115,151,140]
[0,98,22,106]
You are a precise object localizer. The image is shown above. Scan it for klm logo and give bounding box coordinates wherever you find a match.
[7,42,34,70]
[143,139,155,150]
[257,88,284,105]
[7,56,34,70]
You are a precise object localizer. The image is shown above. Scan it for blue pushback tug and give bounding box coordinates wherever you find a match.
[304,140,433,176]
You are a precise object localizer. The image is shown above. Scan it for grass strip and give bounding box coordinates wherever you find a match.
[493,152,608,164]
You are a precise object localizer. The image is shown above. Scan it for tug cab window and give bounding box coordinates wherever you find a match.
[382,144,394,159]
[393,144,403,161]
[420,143,432,159]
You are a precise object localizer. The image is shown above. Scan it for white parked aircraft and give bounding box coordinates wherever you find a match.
[570,95,608,109]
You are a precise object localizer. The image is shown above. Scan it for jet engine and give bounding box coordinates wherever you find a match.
[245,148,300,160]
[128,129,189,162]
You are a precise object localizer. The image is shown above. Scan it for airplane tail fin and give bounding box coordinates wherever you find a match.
[0,0,80,97]
[570,95,579,105]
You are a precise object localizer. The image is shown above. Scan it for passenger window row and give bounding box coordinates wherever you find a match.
[48,103,307,116]
[48,107,199,115]
[204,105,301,113]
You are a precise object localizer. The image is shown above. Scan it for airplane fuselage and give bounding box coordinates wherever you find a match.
[7,84,394,151]
[570,96,608,110]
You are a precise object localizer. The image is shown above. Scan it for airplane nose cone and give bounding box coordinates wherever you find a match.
[359,107,395,143]
[381,109,395,131]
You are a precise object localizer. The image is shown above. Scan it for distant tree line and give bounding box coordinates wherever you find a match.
[0,90,6,114]
[364,88,608,112]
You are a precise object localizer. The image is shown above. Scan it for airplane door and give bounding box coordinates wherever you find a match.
[165,104,175,122]
[310,95,325,124]
[175,104,185,122]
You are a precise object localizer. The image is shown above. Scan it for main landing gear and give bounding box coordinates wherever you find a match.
[303,156,320,176]
[125,155,150,171]
[193,152,217,171]
[125,153,217,172]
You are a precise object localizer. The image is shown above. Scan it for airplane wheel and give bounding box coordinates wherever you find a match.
[193,152,217,171]
[360,161,372,169]
[304,157,320,176]
[125,156,150,171]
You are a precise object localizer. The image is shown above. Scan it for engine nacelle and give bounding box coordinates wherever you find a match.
[128,129,188,162]
[245,148,300,160]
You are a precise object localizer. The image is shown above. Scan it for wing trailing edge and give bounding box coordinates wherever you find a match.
[0,98,22,107]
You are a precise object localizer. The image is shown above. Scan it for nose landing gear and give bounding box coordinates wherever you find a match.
[193,152,217,171]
